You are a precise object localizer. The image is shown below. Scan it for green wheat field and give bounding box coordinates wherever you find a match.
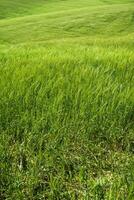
[0,0,134,199]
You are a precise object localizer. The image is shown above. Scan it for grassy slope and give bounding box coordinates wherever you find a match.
[0,1,134,44]
[0,0,133,19]
[0,0,134,199]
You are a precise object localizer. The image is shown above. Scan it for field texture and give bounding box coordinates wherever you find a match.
[0,0,134,199]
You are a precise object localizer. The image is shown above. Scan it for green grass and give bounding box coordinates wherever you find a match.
[0,0,134,199]
[0,0,133,19]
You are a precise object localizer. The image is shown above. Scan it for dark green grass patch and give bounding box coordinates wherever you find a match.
[0,40,134,199]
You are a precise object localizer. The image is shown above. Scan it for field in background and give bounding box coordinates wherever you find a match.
[0,0,134,199]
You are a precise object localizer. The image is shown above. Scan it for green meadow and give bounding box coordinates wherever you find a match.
[0,0,134,199]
